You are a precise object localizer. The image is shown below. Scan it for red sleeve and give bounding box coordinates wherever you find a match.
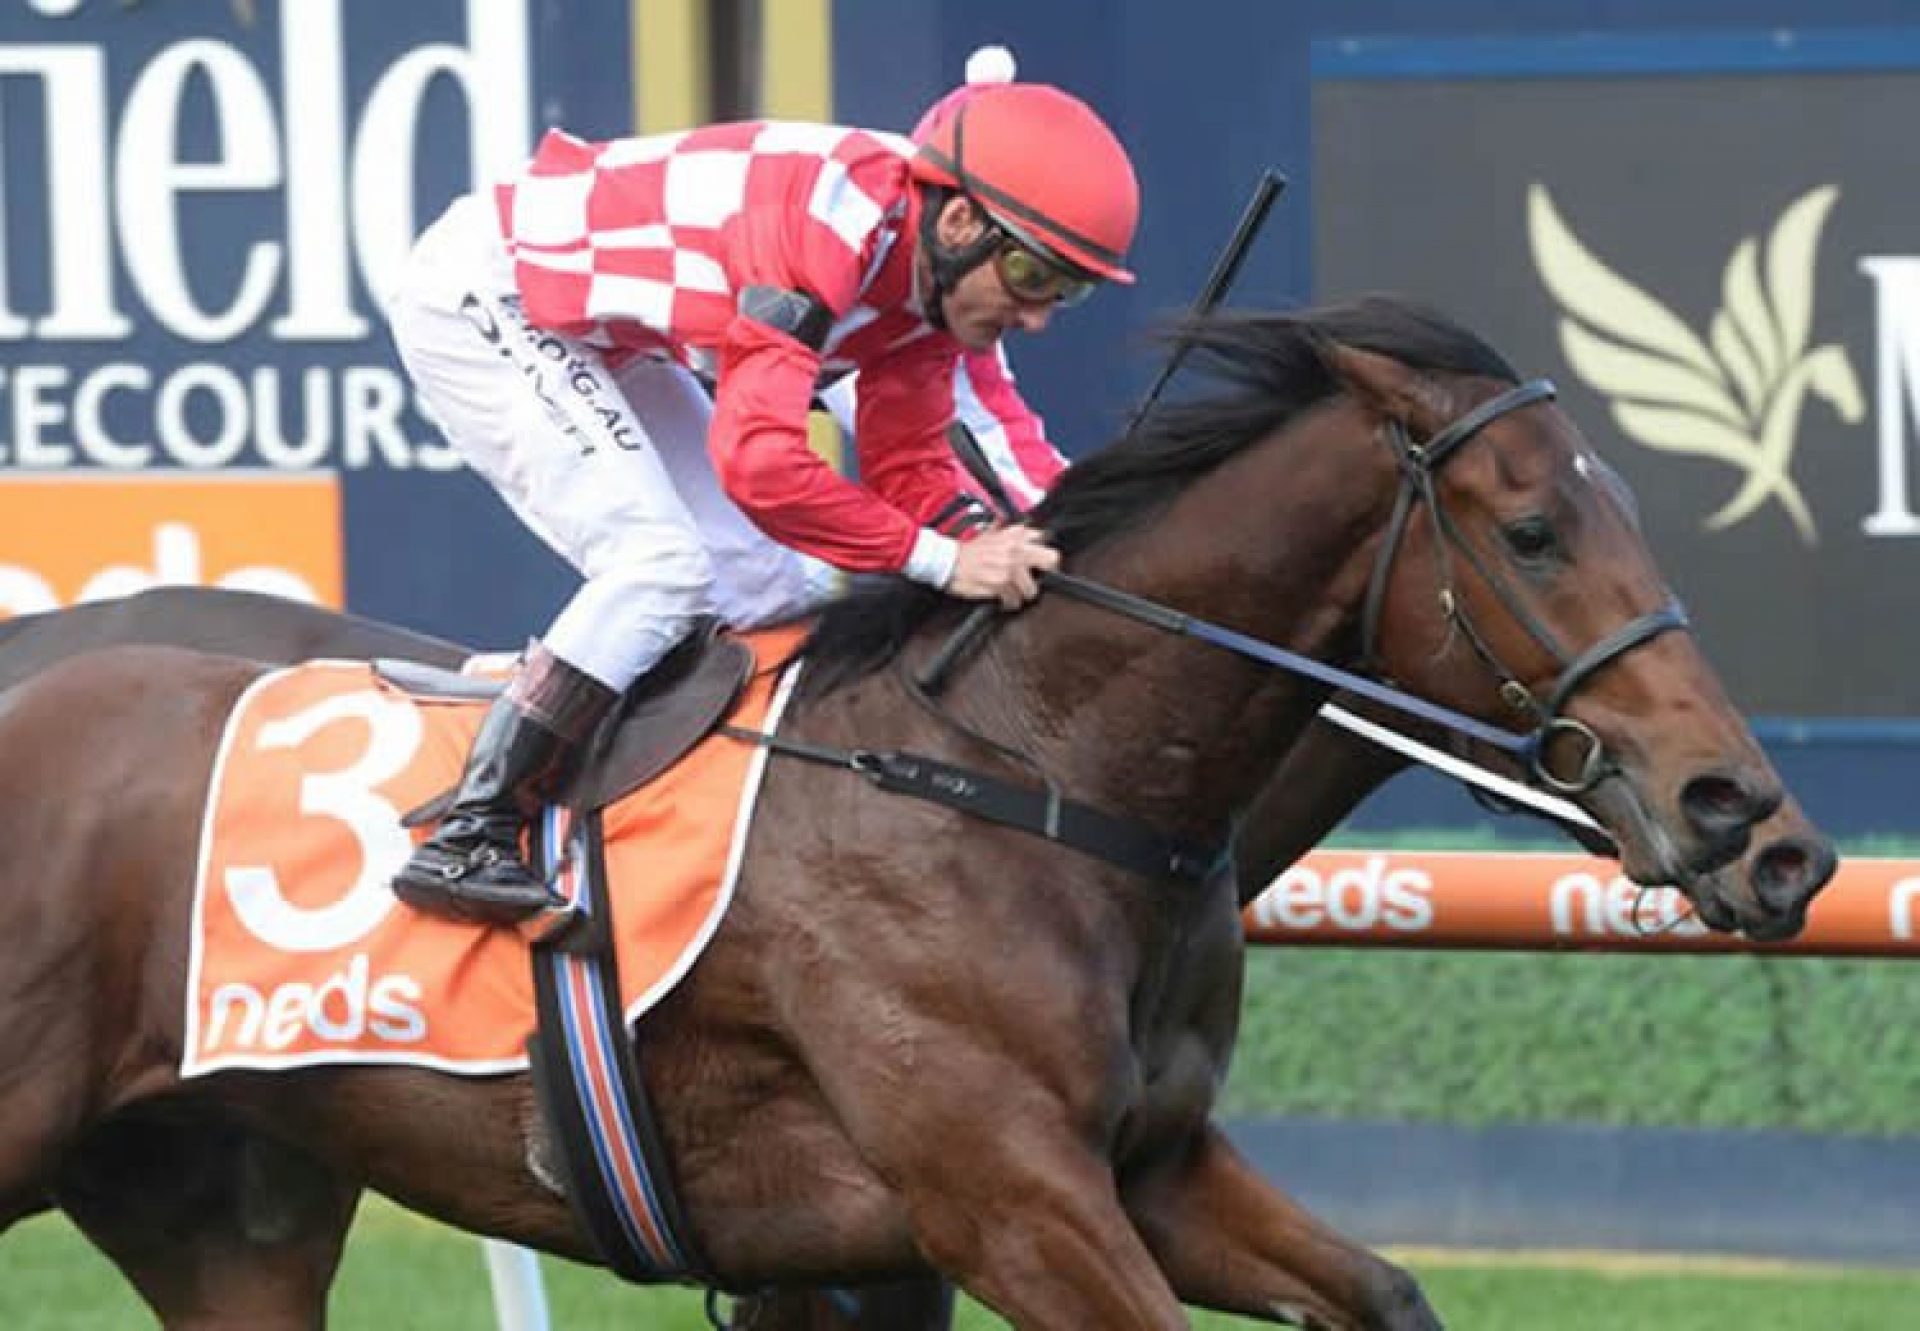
[854,340,992,533]
[708,140,985,570]
[710,314,926,573]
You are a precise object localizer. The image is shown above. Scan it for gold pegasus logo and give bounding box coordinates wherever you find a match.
[1527,184,1863,544]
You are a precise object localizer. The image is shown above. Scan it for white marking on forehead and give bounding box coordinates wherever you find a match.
[1573,452,1596,482]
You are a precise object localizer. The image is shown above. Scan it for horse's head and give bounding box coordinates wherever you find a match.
[1318,320,1818,899]
[805,297,1831,935]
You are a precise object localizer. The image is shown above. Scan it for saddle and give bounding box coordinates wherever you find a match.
[383,620,757,825]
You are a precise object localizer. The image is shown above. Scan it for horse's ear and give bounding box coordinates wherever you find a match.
[1322,343,1456,437]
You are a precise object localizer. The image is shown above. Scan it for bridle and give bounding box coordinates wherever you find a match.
[1356,378,1691,794]
[923,376,1692,799]
[763,373,1700,887]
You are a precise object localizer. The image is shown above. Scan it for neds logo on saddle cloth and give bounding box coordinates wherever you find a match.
[184,631,801,1077]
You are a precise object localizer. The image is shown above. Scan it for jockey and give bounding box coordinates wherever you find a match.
[386,82,1140,924]
[817,44,1070,509]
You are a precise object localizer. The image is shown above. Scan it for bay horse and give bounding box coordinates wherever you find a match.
[0,297,1816,1329]
[0,582,1829,1331]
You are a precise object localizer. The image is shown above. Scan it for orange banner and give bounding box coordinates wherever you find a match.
[1243,850,1920,956]
[0,473,342,618]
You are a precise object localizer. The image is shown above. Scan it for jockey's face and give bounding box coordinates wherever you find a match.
[932,196,1059,351]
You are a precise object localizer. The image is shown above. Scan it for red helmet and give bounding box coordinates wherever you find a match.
[910,83,1139,285]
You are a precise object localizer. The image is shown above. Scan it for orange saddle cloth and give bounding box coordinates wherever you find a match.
[183,627,805,1078]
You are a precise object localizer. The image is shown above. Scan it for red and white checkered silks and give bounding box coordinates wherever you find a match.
[487,122,999,575]
[953,345,1066,508]
[496,122,935,375]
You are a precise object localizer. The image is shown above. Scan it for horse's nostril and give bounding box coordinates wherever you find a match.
[1680,772,1774,838]
[1752,835,1838,914]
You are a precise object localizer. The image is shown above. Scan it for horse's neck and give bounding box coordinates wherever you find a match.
[999,424,1396,842]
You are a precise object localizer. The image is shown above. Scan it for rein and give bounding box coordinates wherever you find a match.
[735,382,1688,887]
[923,378,1692,800]
[1038,570,1531,756]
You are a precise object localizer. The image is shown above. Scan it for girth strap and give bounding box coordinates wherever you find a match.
[525,806,714,1287]
[719,726,1226,884]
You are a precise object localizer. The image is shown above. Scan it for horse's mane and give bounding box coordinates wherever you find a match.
[796,294,1519,699]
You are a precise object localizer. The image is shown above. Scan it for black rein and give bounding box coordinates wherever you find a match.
[734,378,1691,888]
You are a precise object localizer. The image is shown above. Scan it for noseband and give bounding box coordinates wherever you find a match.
[1358,379,1690,793]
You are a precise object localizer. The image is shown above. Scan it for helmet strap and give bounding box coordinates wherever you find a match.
[916,189,1000,332]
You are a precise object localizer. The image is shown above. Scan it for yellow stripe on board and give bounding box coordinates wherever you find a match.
[632,0,709,134]
[760,0,833,120]
[765,2,840,465]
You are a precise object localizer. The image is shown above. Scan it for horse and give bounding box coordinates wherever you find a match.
[0,296,1820,1329]
[1227,426,1834,941]
[0,584,1828,1331]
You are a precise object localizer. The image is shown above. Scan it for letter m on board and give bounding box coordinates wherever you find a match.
[1860,256,1920,536]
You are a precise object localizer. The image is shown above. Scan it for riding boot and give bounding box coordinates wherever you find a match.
[392,643,618,925]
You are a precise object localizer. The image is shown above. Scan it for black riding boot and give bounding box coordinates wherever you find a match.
[392,643,617,925]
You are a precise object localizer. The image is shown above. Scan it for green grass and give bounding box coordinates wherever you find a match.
[5,1202,1916,1329]
[1407,1258,1920,1331]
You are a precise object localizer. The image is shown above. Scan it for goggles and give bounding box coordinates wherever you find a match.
[991,232,1098,308]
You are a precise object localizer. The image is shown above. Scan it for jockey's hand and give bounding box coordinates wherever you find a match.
[946,523,1060,610]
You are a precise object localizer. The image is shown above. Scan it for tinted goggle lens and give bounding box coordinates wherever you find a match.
[995,241,1097,308]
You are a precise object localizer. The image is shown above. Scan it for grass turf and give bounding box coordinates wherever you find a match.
[4,1201,1915,1329]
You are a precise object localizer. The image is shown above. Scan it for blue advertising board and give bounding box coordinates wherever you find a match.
[0,0,630,643]
[832,0,1920,834]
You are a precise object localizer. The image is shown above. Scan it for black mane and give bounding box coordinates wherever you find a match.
[796,294,1518,699]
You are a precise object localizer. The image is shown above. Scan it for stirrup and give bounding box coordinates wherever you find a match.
[393,840,561,925]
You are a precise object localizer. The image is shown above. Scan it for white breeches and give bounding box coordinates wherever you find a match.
[386,196,837,691]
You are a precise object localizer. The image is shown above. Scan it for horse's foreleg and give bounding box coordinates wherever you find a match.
[1124,1124,1440,1330]
[55,1114,359,1330]
[891,1125,1187,1331]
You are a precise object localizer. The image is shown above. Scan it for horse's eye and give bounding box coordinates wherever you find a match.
[1503,516,1560,564]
